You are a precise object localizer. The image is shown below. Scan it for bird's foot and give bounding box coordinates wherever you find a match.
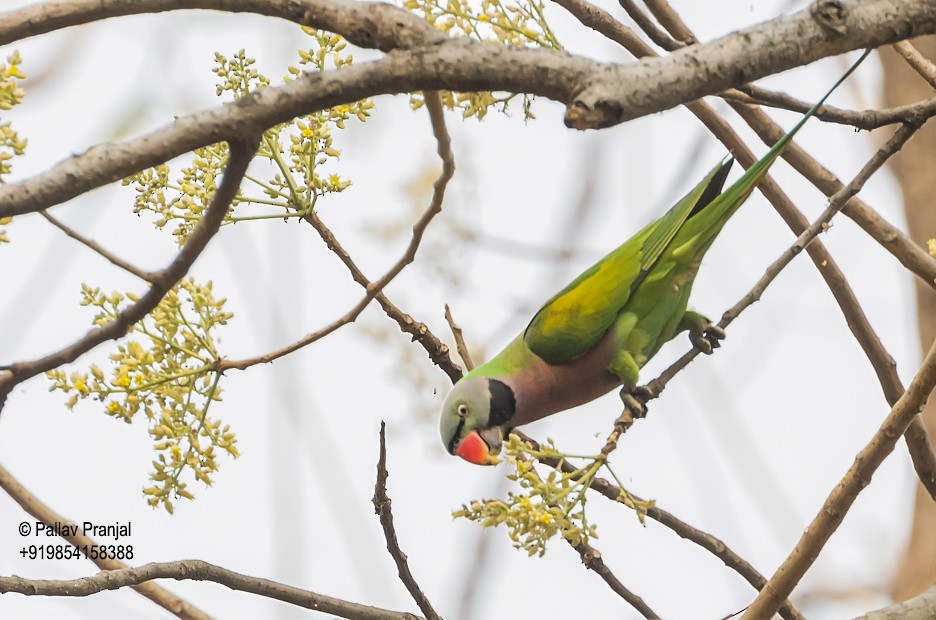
[685,312,726,355]
[619,384,657,419]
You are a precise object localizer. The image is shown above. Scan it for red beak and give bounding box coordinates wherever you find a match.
[455,430,501,466]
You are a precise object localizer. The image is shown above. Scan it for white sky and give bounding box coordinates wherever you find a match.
[0,1,923,618]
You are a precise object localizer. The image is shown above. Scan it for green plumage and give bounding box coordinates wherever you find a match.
[441,52,869,463]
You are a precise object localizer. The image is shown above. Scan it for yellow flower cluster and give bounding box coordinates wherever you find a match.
[454,435,653,557]
[404,0,561,120]
[0,51,27,243]
[47,279,236,513]
[124,30,374,243]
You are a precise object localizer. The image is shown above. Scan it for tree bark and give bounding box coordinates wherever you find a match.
[879,38,936,602]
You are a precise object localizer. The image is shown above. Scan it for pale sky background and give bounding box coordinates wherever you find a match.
[0,1,924,618]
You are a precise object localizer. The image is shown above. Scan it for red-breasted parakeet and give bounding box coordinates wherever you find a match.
[441,57,866,465]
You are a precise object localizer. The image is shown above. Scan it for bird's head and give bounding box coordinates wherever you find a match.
[440,376,516,466]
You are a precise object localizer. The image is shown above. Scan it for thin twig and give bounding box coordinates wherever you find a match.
[443,308,786,617]
[0,135,260,412]
[617,0,681,50]
[373,423,442,620]
[512,431,806,620]
[743,336,936,618]
[0,557,424,620]
[727,86,936,131]
[39,211,153,281]
[221,92,455,372]
[297,96,461,383]
[0,464,211,620]
[574,540,660,618]
[893,40,936,90]
[443,304,473,372]
[732,101,936,290]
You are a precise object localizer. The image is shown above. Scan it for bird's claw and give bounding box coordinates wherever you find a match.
[620,384,657,418]
[690,323,726,355]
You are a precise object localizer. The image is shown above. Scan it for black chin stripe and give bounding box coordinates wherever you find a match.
[448,418,465,455]
[487,379,516,427]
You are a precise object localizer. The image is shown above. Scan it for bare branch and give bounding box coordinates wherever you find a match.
[620,0,936,502]
[0,558,423,620]
[512,432,805,620]
[304,209,461,382]
[642,0,697,45]
[743,335,936,618]
[443,304,473,372]
[0,464,211,620]
[3,0,936,220]
[0,0,445,50]
[552,0,936,291]
[373,423,441,620]
[728,85,936,130]
[0,135,261,411]
[616,0,681,51]
[856,584,936,620]
[39,210,152,281]
[893,40,936,90]
[732,102,936,291]
[221,92,454,372]
[574,541,660,619]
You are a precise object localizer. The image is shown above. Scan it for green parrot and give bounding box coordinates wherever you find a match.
[441,55,867,466]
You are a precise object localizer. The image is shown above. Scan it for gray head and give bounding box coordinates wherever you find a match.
[439,376,516,465]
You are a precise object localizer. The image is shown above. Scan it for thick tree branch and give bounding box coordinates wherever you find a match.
[0,464,210,620]
[743,336,936,618]
[0,0,445,51]
[0,136,260,410]
[0,559,423,620]
[4,0,936,220]
[373,423,441,620]
[856,584,936,620]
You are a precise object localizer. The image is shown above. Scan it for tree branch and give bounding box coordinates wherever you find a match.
[511,431,806,620]
[0,558,424,620]
[733,102,936,291]
[220,92,454,372]
[856,584,936,620]
[573,540,660,619]
[39,210,152,281]
[373,423,442,620]
[557,0,936,499]
[552,0,936,291]
[893,40,936,90]
[728,85,936,131]
[0,135,259,410]
[0,463,211,620]
[743,335,936,618]
[3,0,936,220]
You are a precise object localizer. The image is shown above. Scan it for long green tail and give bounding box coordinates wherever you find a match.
[714,48,872,214]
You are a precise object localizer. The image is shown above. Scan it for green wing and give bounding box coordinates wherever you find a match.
[523,159,732,365]
[524,49,869,367]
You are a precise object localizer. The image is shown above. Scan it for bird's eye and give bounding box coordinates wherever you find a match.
[457,403,469,418]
